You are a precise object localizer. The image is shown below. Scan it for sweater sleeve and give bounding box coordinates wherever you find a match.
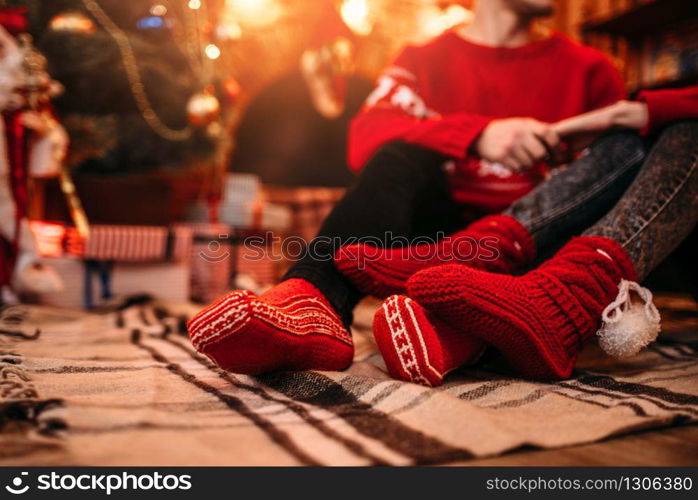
[347,47,492,171]
[586,55,626,111]
[637,86,698,133]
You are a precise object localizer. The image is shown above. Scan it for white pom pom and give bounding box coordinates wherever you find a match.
[596,280,660,359]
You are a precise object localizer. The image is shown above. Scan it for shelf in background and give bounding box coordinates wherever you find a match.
[582,0,698,38]
[630,72,698,95]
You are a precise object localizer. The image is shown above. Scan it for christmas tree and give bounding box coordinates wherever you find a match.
[9,0,219,175]
[8,0,477,175]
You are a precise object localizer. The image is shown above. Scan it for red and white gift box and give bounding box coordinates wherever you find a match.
[82,225,192,262]
[32,222,193,309]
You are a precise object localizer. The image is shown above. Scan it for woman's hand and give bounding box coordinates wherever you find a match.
[474,117,559,172]
[551,100,649,160]
[553,100,649,138]
[612,100,649,130]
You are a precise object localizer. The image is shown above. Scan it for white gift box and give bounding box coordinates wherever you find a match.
[33,223,193,309]
[38,256,190,309]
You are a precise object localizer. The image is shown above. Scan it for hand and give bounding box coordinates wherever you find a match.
[474,118,560,172]
[612,100,649,130]
[553,100,649,138]
[551,100,649,159]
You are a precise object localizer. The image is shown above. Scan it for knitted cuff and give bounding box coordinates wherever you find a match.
[537,236,638,357]
[466,214,536,270]
[575,236,638,283]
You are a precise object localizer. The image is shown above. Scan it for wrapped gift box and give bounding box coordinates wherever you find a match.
[226,173,261,203]
[262,186,345,242]
[81,225,192,262]
[38,257,191,309]
[32,223,192,309]
[182,222,235,304]
[178,223,282,304]
[155,174,343,303]
[216,174,292,231]
[234,228,282,289]
[218,200,292,232]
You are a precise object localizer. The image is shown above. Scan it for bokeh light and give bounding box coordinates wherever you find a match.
[224,0,283,27]
[49,11,97,34]
[420,4,473,42]
[150,4,168,16]
[340,0,373,36]
[205,43,222,60]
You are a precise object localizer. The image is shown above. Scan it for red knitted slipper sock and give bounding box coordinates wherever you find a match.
[334,215,535,299]
[187,279,354,374]
[373,295,486,387]
[407,236,637,379]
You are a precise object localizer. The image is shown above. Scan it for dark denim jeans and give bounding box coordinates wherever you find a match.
[584,121,698,280]
[507,121,698,280]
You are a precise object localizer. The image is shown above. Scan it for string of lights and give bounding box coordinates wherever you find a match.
[81,0,194,141]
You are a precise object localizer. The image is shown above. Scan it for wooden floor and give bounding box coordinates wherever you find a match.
[454,425,698,466]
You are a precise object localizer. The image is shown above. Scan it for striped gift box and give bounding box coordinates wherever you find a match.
[32,222,193,263]
[66,225,192,262]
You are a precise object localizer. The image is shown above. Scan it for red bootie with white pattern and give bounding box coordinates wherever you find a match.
[372,295,486,387]
[187,279,353,374]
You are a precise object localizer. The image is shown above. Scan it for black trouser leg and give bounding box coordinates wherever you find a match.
[283,141,464,327]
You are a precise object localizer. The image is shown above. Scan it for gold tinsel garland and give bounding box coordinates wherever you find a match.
[81,0,195,141]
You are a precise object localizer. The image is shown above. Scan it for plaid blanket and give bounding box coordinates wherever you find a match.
[1,294,697,466]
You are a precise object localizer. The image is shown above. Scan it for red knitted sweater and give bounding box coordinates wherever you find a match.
[638,85,698,134]
[348,31,625,212]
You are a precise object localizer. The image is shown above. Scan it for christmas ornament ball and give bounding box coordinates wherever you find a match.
[186,91,220,126]
[49,11,97,34]
[222,77,241,105]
